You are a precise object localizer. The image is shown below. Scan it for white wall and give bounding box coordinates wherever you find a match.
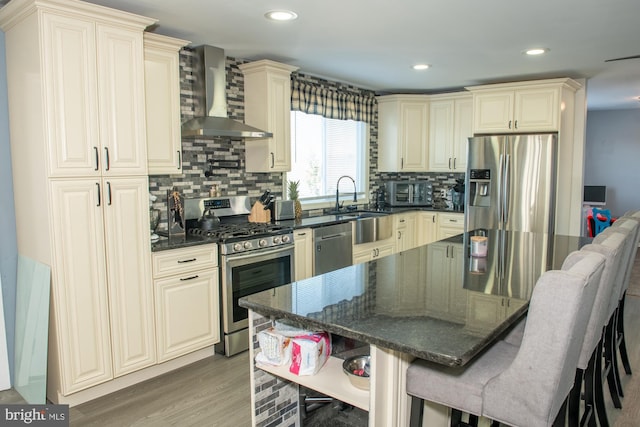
[585,109,640,217]
[0,30,18,386]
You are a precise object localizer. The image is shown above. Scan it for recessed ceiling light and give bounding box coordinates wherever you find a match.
[412,64,431,70]
[264,10,298,21]
[524,48,549,56]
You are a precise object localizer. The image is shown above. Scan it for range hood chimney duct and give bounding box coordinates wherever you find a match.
[181,45,272,139]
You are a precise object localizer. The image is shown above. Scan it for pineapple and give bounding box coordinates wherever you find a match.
[288,180,303,221]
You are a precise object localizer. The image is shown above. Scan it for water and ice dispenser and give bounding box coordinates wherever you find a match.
[468,169,491,207]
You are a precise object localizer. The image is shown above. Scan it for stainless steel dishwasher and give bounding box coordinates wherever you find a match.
[313,222,353,275]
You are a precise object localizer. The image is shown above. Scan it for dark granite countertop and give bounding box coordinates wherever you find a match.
[240,230,590,366]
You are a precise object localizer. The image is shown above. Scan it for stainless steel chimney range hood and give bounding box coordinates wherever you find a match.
[181,45,272,139]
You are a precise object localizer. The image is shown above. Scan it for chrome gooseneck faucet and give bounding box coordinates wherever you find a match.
[335,175,357,212]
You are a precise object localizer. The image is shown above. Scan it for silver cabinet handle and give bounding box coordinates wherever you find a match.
[514,120,518,129]
[297,232,306,236]
[107,181,112,205]
[448,158,452,170]
[177,150,181,170]
[270,152,275,168]
[96,183,101,206]
[94,147,99,171]
[104,147,110,171]
[180,275,199,281]
[401,158,404,169]
[453,158,456,170]
[177,258,197,264]
[397,231,401,240]
[508,120,512,129]
[432,215,436,223]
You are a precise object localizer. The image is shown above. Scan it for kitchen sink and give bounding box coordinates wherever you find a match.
[352,214,393,245]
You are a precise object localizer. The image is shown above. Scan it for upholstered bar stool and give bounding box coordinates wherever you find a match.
[406,251,605,427]
[568,232,626,427]
[614,213,640,375]
[593,220,638,408]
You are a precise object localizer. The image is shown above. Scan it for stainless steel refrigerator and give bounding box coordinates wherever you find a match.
[465,133,558,234]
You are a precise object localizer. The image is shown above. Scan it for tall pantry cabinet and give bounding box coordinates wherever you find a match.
[0,0,156,404]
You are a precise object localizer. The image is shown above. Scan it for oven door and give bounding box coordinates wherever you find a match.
[221,245,294,334]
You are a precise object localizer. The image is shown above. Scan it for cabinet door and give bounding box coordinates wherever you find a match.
[96,24,148,175]
[50,179,113,393]
[266,72,292,171]
[396,213,416,252]
[376,243,395,259]
[144,35,184,175]
[102,177,155,376]
[513,87,559,132]
[353,249,373,265]
[452,98,473,172]
[294,228,313,280]
[155,268,220,362]
[400,101,429,171]
[473,91,514,134]
[437,213,464,240]
[417,213,438,246]
[42,13,101,177]
[428,100,454,171]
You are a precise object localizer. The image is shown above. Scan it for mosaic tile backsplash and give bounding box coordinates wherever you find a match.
[149,47,464,230]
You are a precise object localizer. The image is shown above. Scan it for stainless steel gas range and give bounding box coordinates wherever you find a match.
[184,196,294,357]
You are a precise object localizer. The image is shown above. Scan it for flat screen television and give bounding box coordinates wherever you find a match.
[583,185,607,206]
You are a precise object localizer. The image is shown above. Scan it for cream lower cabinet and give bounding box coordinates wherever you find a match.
[417,212,438,246]
[395,212,418,252]
[144,33,189,175]
[152,245,220,362]
[353,240,396,265]
[294,228,313,280]
[425,242,466,322]
[50,177,155,394]
[437,212,464,240]
[466,293,526,329]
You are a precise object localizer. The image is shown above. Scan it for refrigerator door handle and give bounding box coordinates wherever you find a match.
[497,154,504,226]
[503,154,511,226]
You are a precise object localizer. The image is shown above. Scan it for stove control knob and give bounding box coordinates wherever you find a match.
[281,235,290,243]
[233,243,243,252]
[273,236,282,244]
[259,239,268,247]
[243,241,253,249]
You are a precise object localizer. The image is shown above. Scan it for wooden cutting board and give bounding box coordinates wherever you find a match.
[248,201,271,223]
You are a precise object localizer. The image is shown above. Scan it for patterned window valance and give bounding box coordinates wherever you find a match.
[291,78,376,124]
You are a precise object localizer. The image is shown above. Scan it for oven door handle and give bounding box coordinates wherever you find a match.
[225,245,294,262]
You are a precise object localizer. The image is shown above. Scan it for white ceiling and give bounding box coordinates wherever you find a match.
[7,0,640,110]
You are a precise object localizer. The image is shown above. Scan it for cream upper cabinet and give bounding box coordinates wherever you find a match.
[41,12,149,177]
[239,60,299,172]
[294,228,313,281]
[428,94,472,172]
[417,212,438,247]
[144,33,189,175]
[468,79,581,134]
[377,95,430,172]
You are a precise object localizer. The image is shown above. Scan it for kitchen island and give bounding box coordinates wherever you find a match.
[240,230,589,426]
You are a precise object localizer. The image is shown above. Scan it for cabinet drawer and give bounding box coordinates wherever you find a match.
[438,213,464,229]
[152,244,218,277]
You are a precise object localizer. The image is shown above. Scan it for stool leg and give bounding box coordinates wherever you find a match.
[604,319,623,408]
[468,414,479,427]
[610,310,625,398]
[583,350,597,427]
[450,408,463,427]
[595,332,611,427]
[552,396,568,427]
[568,369,582,427]
[617,293,632,375]
[409,396,424,427]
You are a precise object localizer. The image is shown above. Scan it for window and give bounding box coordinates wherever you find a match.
[287,110,369,207]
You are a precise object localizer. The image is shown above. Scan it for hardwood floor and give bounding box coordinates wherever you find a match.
[2,254,640,426]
